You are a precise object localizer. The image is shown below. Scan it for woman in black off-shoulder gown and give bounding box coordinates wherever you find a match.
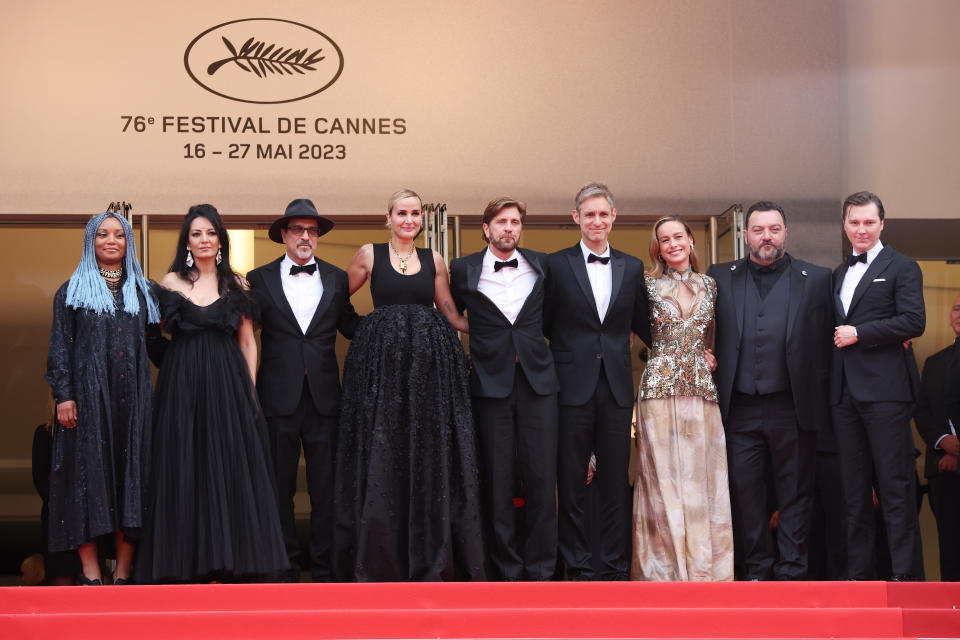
[136,205,287,583]
[334,189,485,581]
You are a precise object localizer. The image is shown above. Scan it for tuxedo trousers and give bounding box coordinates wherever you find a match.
[832,389,920,579]
[929,472,960,581]
[472,365,558,580]
[809,450,848,580]
[726,391,815,580]
[265,380,338,581]
[557,369,633,580]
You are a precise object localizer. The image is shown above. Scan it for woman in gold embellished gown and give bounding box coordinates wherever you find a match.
[631,216,733,581]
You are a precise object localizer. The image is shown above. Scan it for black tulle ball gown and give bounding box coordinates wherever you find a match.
[136,288,288,583]
[334,244,486,581]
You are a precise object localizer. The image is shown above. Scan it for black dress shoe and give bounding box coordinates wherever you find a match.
[887,574,915,582]
[76,575,102,586]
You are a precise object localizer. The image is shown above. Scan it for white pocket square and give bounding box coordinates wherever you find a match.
[873,278,887,282]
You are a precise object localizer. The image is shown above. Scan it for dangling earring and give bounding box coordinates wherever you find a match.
[216,247,222,265]
[185,248,194,268]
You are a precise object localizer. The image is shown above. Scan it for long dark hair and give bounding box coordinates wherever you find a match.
[169,204,245,296]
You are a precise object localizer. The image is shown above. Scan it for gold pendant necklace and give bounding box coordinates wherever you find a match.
[389,240,416,274]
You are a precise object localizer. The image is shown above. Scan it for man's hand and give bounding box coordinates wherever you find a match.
[940,434,959,457]
[938,453,958,474]
[834,325,858,348]
[704,348,717,372]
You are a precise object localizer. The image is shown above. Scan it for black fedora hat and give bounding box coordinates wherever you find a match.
[268,199,335,243]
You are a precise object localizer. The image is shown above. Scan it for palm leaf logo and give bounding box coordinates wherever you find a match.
[207,36,326,77]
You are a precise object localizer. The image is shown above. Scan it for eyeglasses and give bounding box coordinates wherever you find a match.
[287,224,320,237]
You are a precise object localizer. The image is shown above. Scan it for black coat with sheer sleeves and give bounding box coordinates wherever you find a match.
[44,280,161,552]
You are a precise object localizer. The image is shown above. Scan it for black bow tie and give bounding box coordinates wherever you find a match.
[289,262,317,276]
[846,253,868,267]
[494,258,518,272]
[588,253,610,265]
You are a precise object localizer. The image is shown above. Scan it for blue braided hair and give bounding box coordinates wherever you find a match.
[64,212,160,323]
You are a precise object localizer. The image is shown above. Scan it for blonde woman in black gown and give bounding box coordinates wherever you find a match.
[334,189,485,581]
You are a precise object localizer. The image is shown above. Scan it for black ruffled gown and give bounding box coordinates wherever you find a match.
[136,288,288,583]
[45,281,156,553]
[334,244,485,581]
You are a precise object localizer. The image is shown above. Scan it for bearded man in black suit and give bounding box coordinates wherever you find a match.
[544,182,651,581]
[450,196,558,581]
[831,190,925,581]
[707,201,833,580]
[246,198,361,582]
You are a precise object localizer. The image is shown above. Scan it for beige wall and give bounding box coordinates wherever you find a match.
[0,0,842,221]
[841,0,960,219]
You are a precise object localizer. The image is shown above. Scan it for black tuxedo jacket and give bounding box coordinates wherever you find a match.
[707,254,833,432]
[915,342,958,479]
[544,244,650,408]
[450,248,558,399]
[829,245,925,405]
[945,337,960,448]
[247,256,361,417]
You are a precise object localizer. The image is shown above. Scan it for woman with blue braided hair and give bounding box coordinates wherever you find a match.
[45,212,162,585]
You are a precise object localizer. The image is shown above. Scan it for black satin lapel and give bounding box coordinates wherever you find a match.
[264,260,299,327]
[514,275,544,322]
[520,248,544,278]
[467,259,482,291]
[847,248,892,316]
[786,264,803,341]
[833,264,847,320]
[514,249,545,321]
[609,253,626,308]
[305,262,335,335]
[732,261,747,340]
[567,249,598,317]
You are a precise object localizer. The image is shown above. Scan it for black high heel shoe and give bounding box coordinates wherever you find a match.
[75,574,102,586]
[112,576,132,585]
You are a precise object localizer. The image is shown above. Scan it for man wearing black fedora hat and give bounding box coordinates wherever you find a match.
[247,198,361,582]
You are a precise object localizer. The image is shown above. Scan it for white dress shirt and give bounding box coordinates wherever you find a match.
[936,420,957,450]
[580,240,612,322]
[477,248,537,324]
[281,254,323,334]
[840,240,884,315]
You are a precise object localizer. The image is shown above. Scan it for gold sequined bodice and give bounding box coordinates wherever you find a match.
[638,272,718,402]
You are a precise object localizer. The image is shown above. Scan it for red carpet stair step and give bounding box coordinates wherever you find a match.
[2,581,958,639]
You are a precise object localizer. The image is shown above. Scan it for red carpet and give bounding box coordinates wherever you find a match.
[1,581,957,639]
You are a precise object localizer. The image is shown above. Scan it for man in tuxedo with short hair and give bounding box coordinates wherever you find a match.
[831,190,925,581]
[707,201,833,580]
[247,198,361,582]
[915,292,960,581]
[544,182,651,580]
[450,196,558,581]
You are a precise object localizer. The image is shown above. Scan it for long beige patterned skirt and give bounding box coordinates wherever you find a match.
[631,395,734,581]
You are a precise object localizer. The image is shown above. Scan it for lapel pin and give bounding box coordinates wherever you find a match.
[730,265,736,271]
[801,270,808,276]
